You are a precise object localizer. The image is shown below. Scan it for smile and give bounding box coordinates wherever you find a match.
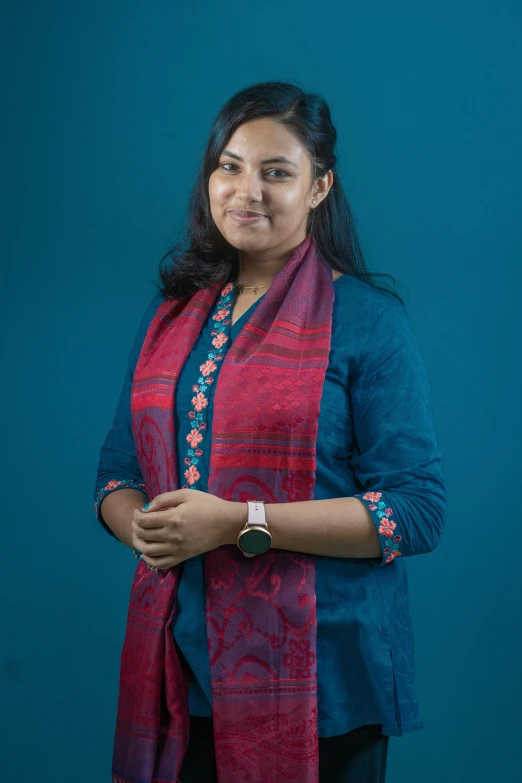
[229,210,267,225]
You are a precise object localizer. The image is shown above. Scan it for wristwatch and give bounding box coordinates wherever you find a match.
[236,500,272,557]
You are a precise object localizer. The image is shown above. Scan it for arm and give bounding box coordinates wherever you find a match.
[225,496,381,558]
[349,299,446,565]
[93,293,164,542]
[224,299,446,564]
[99,488,148,549]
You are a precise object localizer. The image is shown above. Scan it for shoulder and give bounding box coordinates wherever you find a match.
[128,291,167,366]
[333,273,406,324]
[143,290,167,320]
[330,274,415,363]
[135,291,167,336]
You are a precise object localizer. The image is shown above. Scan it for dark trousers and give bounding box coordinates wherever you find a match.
[178,715,389,783]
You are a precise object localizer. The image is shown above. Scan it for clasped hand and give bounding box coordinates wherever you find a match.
[132,488,236,570]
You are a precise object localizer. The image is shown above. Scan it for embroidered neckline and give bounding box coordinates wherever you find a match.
[180,274,344,490]
[181,281,237,489]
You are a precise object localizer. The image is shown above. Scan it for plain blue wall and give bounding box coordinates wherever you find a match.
[2,1,521,780]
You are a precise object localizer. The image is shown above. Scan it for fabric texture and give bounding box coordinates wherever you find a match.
[95,244,446,746]
[109,235,339,782]
[177,716,389,783]
[95,236,447,779]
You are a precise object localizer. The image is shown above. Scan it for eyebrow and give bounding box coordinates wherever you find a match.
[221,149,299,168]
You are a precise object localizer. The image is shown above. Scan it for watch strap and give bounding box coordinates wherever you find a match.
[246,500,267,528]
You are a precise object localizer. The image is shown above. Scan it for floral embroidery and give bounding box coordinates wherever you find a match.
[355,491,402,564]
[94,478,146,518]
[181,281,235,490]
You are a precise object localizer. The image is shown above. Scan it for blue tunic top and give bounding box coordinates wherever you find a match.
[94,273,446,738]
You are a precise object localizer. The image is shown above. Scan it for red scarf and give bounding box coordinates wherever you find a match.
[112,234,334,782]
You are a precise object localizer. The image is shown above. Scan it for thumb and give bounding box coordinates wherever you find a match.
[141,489,188,512]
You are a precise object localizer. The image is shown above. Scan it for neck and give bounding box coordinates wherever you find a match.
[236,254,284,288]
[236,233,308,287]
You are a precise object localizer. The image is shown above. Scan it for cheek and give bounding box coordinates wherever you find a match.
[208,181,224,223]
[208,176,228,204]
[278,186,304,210]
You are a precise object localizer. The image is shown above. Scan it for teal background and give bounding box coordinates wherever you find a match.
[2,1,521,780]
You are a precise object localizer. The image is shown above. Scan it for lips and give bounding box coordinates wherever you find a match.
[228,210,268,225]
[230,210,266,217]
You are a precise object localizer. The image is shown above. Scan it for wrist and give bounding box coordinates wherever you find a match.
[224,501,248,546]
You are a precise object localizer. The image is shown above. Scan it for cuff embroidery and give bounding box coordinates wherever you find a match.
[94,479,146,520]
[355,491,402,564]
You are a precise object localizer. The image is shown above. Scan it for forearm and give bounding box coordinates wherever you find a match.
[226,497,382,559]
[99,488,148,549]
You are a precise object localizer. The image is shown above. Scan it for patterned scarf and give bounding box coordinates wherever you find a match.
[112,234,335,783]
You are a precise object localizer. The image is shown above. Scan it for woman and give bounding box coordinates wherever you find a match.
[94,80,446,783]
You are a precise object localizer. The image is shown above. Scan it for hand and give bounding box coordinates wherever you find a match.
[131,488,242,570]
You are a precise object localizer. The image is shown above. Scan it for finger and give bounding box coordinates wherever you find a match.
[141,489,190,513]
[135,510,168,529]
[133,526,165,545]
[132,516,163,541]
[132,515,155,536]
[137,541,171,557]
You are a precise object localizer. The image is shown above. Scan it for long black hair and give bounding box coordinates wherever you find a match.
[155,79,405,306]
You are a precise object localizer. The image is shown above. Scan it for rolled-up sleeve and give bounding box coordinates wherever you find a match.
[349,299,446,566]
[93,293,164,537]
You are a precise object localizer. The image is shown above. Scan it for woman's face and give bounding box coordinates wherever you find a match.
[208,118,327,256]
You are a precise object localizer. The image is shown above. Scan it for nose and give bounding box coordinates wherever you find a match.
[233,170,264,202]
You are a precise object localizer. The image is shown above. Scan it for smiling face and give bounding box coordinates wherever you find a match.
[208,118,330,259]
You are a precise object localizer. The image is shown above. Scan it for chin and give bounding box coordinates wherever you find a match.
[221,231,270,249]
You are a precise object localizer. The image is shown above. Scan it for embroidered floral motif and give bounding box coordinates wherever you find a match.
[94,478,146,518]
[181,281,235,489]
[356,491,402,564]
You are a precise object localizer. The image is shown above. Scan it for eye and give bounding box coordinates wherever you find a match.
[219,163,290,179]
[220,163,237,172]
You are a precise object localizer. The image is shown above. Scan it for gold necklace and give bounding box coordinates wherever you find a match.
[235,283,269,296]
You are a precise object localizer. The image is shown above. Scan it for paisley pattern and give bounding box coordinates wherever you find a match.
[111,235,335,782]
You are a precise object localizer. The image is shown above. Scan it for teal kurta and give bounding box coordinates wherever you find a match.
[94,273,446,738]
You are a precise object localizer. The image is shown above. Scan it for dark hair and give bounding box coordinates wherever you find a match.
[154,79,405,306]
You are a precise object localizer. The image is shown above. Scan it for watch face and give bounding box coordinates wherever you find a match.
[239,527,271,555]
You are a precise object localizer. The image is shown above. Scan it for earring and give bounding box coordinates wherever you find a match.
[312,199,317,206]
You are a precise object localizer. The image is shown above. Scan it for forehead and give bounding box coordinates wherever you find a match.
[223,118,307,162]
